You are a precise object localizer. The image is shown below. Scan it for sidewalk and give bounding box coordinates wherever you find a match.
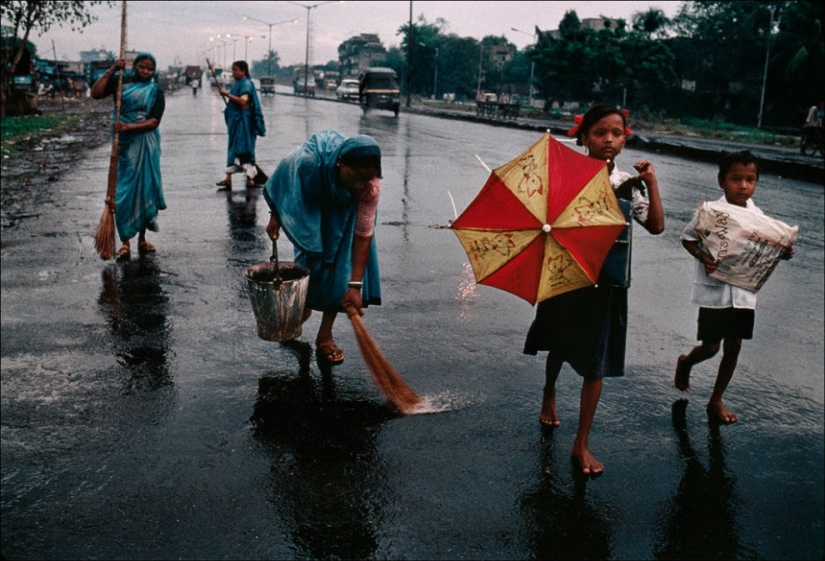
[402,103,824,183]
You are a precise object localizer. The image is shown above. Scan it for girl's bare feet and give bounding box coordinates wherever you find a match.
[674,354,691,392]
[572,447,604,476]
[707,400,738,424]
[539,395,560,427]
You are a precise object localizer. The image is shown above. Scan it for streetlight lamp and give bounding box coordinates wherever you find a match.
[286,1,343,95]
[242,35,265,63]
[242,15,299,75]
[512,27,536,107]
[419,42,439,100]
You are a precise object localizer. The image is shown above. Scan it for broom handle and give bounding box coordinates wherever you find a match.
[206,58,228,106]
[106,0,127,209]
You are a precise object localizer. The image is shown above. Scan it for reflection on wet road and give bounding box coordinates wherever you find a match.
[1,88,822,560]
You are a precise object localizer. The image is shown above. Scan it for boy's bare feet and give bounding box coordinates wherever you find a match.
[572,448,603,476]
[539,396,560,427]
[674,354,691,392]
[707,400,738,424]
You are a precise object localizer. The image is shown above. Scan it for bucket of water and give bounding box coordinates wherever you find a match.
[243,256,310,342]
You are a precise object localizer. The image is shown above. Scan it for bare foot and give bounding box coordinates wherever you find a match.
[707,400,738,424]
[674,354,691,392]
[572,448,604,476]
[539,396,560,427]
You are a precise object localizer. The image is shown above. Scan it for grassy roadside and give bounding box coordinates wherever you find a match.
[418,99,799,147]
[1,113,90,158]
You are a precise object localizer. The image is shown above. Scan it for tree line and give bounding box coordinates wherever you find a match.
[371,1,822,129]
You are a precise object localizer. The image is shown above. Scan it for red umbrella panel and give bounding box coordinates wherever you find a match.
[451,132,628,305]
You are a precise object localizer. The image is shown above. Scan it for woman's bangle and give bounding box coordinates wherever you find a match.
[348,281,363,289]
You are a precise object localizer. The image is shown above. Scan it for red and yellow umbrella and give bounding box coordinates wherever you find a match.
[451,132,627,305]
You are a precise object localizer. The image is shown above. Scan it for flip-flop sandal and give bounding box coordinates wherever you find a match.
[116,244,131,258]
[316,340,345,364]
[138,242,156,255]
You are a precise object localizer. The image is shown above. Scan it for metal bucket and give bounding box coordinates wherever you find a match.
[243,261,310,342]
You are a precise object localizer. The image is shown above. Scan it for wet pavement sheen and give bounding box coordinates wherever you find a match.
[1,87,823,560]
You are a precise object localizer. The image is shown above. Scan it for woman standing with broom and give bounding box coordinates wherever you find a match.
[263,131,382,364]
[92,52,166,259]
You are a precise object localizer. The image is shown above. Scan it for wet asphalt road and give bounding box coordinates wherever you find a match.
[1,87,823,560]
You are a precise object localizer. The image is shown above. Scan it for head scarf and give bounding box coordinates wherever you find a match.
[129,52,157,83]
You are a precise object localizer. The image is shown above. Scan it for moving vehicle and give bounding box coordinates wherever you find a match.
[292,66,315,96]
[358,67,401,117]
[336,78,360,101]
[259,76,276,95]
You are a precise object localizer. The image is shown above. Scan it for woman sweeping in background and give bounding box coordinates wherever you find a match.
[92,52,165,259]
[216,61,266,191]
[263,130,382,364]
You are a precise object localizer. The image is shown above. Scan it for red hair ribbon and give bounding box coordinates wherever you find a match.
[567,114,583,137]
[622,109,633,137]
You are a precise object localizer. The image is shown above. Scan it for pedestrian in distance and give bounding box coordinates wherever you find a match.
[191,77,199,96]
[523,104,665,476]
[799,100,823,154]
[264,130,382,365]
[91,52,166,259]
[675,150,794,423]
[216,61,266,191]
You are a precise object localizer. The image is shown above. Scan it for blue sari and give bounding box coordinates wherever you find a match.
[114,63,165,242]
[224,76,265,167]
[263,130,381,312]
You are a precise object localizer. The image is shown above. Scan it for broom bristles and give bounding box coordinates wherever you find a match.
[94,203,116,260]
[346,307,422,414]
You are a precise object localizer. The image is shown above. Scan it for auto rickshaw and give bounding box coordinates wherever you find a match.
[260,76,276,95]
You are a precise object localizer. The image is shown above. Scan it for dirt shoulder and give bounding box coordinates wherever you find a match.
[1,99,113,232]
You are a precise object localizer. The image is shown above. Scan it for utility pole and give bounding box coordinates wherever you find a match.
[406,0,413,107]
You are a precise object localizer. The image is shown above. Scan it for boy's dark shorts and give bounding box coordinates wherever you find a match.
[697,307,755,342]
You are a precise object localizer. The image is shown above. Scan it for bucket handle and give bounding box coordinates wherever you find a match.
[270,238,281,284]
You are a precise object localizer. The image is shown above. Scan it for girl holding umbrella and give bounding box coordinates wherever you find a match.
[524,104,664,476]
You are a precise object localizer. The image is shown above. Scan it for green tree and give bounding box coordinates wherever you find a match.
[251,50,280,77]
[1,0,112,117]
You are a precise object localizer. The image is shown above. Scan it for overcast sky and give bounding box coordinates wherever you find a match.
[26,1,683,68]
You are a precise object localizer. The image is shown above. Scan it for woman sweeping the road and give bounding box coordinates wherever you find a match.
[263,130,382,364]
[91,52,165,258]
[216,61,266,191]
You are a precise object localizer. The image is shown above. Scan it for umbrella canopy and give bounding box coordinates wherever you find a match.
[451,132,628,305]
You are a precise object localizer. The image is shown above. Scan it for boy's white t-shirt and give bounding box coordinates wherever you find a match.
[681,196,761,309]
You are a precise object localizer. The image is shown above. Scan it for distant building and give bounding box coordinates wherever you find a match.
[79,49,114,63]
[547,17,623,39]
[488,44,515,68]
[338,34,387,78]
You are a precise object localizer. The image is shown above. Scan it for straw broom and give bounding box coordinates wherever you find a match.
[345,306,422,414]
[94,0,127,260]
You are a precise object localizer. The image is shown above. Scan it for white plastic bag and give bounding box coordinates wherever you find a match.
[694,201,798,292]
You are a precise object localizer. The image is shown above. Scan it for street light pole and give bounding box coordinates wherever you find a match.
[757,6,776,129]
[286,1,341,95]
[242,15,298,75]
[512,27,536,107]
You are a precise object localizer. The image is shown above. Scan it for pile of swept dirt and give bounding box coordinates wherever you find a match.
[1,101,112,232]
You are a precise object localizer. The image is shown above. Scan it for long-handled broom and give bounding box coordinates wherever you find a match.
[345,306,422,414]
[94,0,126,260]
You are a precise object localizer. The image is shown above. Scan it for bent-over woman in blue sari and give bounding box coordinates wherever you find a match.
[91,52,165,258]
[264,131,382,364]
[216,61,266,190]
